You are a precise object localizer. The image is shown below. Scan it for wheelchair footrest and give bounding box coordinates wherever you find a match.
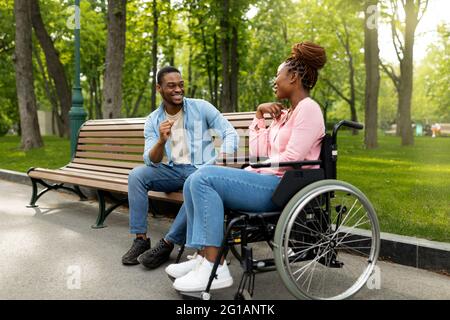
[179,291,211,300]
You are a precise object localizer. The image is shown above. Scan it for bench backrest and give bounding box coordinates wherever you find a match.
[72,112,270,171]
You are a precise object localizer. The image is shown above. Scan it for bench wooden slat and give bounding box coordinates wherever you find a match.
[78,138,145,145]
[81,124,145,131]
[62,168,129,179]
[78,131,144,137]
[31,168,129,184]
[73,158,141,169]
[213,137,249,148]
[148,191,183,203]
[77,145,144,153]
[66,162,131,175]
[223,113,272,120]
[76,151,143,162]
[84,118,146,125]
[30,169,183,203]
[29,170,129,193]
[226,120,270,129]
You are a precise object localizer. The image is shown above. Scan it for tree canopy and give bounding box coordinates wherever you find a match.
[1,0,448,148]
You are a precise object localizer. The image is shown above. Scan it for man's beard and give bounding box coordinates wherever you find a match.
[163,92,184,106]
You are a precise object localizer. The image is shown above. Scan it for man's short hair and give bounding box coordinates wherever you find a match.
[157,66,181,85]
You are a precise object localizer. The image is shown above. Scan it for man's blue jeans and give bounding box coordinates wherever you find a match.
[128,164,197,245]
[181,166,281,249]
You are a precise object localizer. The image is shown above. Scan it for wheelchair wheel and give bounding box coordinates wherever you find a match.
[273,180,380,300]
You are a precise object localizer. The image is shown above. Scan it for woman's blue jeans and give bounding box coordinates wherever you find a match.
[128,164,197,245]
[181,166,281,249]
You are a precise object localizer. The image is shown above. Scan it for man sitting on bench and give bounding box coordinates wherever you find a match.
[121,66,239,268]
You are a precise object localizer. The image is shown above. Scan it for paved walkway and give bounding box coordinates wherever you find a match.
[0,179,449,300]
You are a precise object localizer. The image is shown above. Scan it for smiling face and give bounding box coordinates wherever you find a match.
[273,63,296,100]
[157,72,185,107]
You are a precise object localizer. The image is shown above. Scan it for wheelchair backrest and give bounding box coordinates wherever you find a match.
[320,134,336,179]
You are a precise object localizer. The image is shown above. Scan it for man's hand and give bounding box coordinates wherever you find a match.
[256,102,283,119]
[158,119,174,143]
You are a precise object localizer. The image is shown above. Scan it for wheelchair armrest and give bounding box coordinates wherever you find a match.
[216,156,269,165]
[250,160,322,169]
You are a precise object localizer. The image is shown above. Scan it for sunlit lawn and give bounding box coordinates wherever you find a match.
[337,133,450,243]
[0,135,71,172]
[0,133,449,242]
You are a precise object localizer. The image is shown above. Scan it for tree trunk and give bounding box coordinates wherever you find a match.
[150,0,158,111]
[230,25,239,112]
[200,23,214,104]
[94,74,102,119]
[14,0,43,150]
[103,0,127,119]
[88,78,94,120]
[130,89,145,117]
[33,44,64,137]
[165,1,175,66]
[348,58,358,135]
[30,0,71,137]
[398,0,417,146]
[220,0,232,112]
[213,33,219,107]
[344,25,358,135]
[364,0,380,149]
[187,17,194,98]
[330,23,359,134]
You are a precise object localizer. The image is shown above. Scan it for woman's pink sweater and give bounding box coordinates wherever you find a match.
[246,97,325,177]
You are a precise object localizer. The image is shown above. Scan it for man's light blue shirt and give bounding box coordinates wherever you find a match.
[143,98,239,167]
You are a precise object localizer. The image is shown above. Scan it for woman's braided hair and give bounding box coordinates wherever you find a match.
[285,41,327,90]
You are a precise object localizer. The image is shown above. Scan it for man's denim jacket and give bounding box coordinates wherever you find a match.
[143,98,239,167]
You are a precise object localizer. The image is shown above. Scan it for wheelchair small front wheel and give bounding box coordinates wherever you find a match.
[273,180,380,300]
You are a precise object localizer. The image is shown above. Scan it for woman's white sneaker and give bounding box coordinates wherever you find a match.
[165,253,203,279]
[173,258,233,292]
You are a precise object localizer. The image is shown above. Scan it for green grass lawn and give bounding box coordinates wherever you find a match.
[337,133,450,243]
[0,133,449,242]
[0,135,71,172]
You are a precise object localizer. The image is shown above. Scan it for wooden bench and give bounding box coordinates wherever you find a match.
[27,112,270,228]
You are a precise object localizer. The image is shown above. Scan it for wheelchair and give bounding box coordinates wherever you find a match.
[175,120,380,300]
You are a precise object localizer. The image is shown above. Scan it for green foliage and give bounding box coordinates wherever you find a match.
[239,0,294,111]
[413,23,450,123]
[1,0,448,129]
[0,0,18,129]
[0,114,12,136]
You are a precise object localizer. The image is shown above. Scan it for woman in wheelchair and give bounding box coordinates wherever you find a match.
[165,41,328,293]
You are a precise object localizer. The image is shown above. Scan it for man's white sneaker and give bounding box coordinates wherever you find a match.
[173,258,233,292]
[165,252,203,279]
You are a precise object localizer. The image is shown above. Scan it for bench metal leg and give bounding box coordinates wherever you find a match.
[27,177,88,208]
[92,190,128,229]
[74,185,88,201]
[27,178,39,208]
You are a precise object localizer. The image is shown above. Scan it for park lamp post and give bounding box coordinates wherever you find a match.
[69,0,87,158]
